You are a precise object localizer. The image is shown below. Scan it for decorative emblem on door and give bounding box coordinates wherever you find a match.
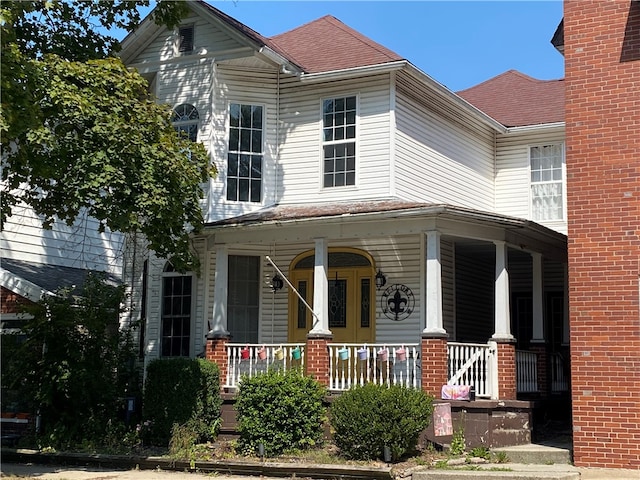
[381,284,415,322]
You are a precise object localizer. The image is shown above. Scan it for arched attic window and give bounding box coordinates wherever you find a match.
[171,103,199,142]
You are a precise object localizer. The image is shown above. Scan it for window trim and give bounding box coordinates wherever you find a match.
[319,94,359,190]
[171,103,199,142]
[225,101,266,204]
[160,262,196,358]
[528,142,566,222]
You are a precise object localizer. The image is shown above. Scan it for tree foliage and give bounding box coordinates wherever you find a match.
[2,273,140,448]
[1,1,213,271]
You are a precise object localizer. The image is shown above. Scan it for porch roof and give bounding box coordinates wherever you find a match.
[203,200,566,259]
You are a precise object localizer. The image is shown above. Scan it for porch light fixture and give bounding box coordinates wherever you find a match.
[271,274,284,292]
[375,269,387,290]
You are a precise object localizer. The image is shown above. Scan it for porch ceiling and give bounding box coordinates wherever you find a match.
[203,200,567,261]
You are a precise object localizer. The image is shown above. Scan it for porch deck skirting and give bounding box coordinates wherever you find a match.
[206,336,535,401]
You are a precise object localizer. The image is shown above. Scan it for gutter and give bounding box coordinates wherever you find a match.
[506,122,565,134]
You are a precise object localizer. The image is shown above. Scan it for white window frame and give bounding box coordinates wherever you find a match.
[225,101,265,204]
[171,103,199,142]
[160,263,196,358]
[320,94,358,189]
[529,143,566,222]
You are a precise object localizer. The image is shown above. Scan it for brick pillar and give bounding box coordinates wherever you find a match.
[529,343,548,397]
[305,333,332,387]
[421,334,448,398]
[495,340,517,400]
[206,333,230,391]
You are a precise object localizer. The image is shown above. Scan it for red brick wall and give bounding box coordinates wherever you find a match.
[564,0,640,469]
[205,336,229,388]
[0,286,33,314]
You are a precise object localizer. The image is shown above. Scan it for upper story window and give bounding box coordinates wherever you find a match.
[177,25,194,56]
[227,103,263,203]
[161,262,192,357]
[322,95,356,188]
[530,144,564,221]
[172,103,199,142]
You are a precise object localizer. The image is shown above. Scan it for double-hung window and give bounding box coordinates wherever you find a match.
[530,144,564,221]
[322,96,356,188]
[161,263,192,357]
[227,103,263,202]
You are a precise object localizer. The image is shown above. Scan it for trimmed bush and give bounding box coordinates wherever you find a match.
[235,368,327,456]
[330,383,434,461]
[143,358,221,445]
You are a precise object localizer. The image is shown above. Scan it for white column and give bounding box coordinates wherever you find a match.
[210,244,229,336]
[531,252,545,343]
[424,230,446,335]
[310,237,331,335]
[492,241,514,341]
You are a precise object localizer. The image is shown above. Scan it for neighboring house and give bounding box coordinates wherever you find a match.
[118,0,569,437]
[0,205,125,329]
[557,0,640,471]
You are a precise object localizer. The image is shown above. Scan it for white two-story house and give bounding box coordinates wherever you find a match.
[119,0,567,407]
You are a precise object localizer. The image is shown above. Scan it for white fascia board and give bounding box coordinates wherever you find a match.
[299,61,407,83]
[0,268,53,301]
[402,62,507,134]
[506,122,566,134]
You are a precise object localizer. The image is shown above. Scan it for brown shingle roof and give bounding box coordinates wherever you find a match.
[457,70,565,127]
[269,15,404,73]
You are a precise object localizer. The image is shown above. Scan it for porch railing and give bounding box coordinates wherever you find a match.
[327,344,420,391]
[516,350,539,393]
[551,352,569,393]
[225,343,305,389]
[447,342,496,399]
[223,341,501,398]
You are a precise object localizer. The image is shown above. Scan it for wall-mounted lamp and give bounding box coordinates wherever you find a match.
[375,269,387,290]
[271,274,284,292]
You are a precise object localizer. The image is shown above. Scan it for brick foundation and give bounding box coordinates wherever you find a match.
[495,341,517,400]
[304,334,332,387]
[205,333,230,389]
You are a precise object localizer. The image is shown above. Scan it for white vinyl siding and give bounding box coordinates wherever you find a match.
[277,74,392,203]
[394,74,495,210]
[495,127,566,234]
[0,205,124,275]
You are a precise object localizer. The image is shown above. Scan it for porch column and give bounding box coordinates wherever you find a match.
[209,244,230,337]
[310,237,331,335]
[421,335,448,398]
[492,241,514,342]
[531,253,545,342]
[305,336,331,387]
[423,230,446,335]
[492,241,516,400]
[530,252,548,396]
[206,336,229,392]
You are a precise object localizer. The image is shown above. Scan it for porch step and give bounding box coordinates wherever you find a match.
[490,442,572,465]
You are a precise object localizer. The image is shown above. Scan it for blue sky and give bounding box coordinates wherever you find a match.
[207,1,565,91]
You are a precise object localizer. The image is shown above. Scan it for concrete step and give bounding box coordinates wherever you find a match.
[412,463,579,480]
[491,443,572,465]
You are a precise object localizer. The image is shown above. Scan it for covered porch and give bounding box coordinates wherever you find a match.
[201,201,568,403]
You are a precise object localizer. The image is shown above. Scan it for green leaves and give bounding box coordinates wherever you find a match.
[1,1,211,271]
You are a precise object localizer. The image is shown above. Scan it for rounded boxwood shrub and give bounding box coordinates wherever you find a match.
[235,368,327,456]
[330,383,434,461]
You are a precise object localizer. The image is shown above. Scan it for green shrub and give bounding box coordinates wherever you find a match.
[235,368,327,456]
[143,358,221,445]
[330,383,434,462]
[2,273,141,450]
